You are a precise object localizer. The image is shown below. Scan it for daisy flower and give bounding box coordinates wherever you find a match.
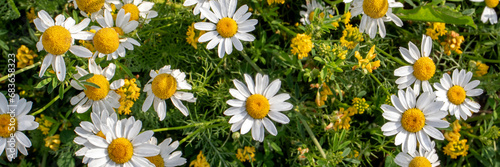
[394,35,435,94]
[194,0,258,58]
[183,0,210,19]
[299,0,334,25]
[74,111,118,164]
[81,116,160,166]
[70,0,116,21]
[471,0,498,24]
[0,94,39,161]
[70,59,124,115]
[348,0,403,38]
[142,65,196,121]
[224,73,293,142]
[115,0,158,23]
[90,9,140,60]
[34,10,93,81]
[145,137,187,167]
[434,69,483,120]
[394,142,440,167]
[381,88,449,153]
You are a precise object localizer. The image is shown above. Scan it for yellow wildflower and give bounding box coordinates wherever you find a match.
[443,139,469,159]
[16,45,38,69]
[44,134,61,151]
[342,12,351,24]
[267,0,285,5]
[115,78,141,115]
[352,45,380,73]
[297,147,309,160]
[332,43,348,60]
[315,83,333,106]
[186,22,206,49]
[291,33,313,59]
[425,22,447,40]
[332,108,352,131]
[440,31,464,55]
[352,97,369,114]
[190,151,210,167]
[36,114,53,135]
[444,120,461,142]
[26,7,37,23]
[475,61,489,77]
[340,24,364,49]
[236,146,256,162]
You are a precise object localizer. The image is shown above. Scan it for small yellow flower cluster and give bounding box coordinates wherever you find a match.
[115,78,141,115]
[342,12,351,25]
[340,24,364,49]
[267,0,285,5]
[440,31,464,55]
[384,94,392,105]
[352,97,369,114]
[44,134,61,151]
[236,146,256,162]
[443,139,469,159]
[36,114,53,135]
[26,7,37,23]
[332,43,348,60]
[315,83,333,107]
[190,151,210,167]
[291,33,313,59]
[186,23,206,49]
[297,147,309,160]
[353,45,380,73]
[16,45,38,69]
[425,22,447,40]
[474,61,489,77]
[444,120,461,142]
[328,107,357,131]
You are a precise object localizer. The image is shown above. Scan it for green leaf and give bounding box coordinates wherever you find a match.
[394,5,476,29]
[269,141,283,155]
[81,81,100,89]
[78,73,94,81]
[59,84,64,99]
[115,61,134,78]
[35,78,52,89]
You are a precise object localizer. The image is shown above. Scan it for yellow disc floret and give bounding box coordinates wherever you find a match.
[75,0,105,13]
[362,0,389,19]
[486,0,499,8]
[108,137,134,164]
[84,74,110,101]
[409,156,432,167]
[217,17,238,38]
[447,85,466,105]
[152,73,177,100]
[42,26,72,55]
[146,155,165,167]
[122,4,140,21]
[246,94,270,119]
[112,27,125,36]
[93,27,120,54]
[0,114,16,138]
[412,57,436,81]
[401,108,426,133]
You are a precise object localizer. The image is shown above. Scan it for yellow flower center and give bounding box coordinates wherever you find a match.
[93,27,120,54]
[112,27,125,36]
[0,114,17,138]
[216,17,238,38]
[412,57,436,81]
[122,4,140,21]
[485,0,499,8]
[308,11,325,22]
[152,73,177,100]
[246,94,270,119]
[362,0,389,19]
[75,0,105,13]
[96,131,106,139]
[42,26,72,55]
[84,74,110,101]
[146,154,164,167]
[401,108,426,133]
[447,85,466,105]
[108,137,134,164]
[409,156,432,167]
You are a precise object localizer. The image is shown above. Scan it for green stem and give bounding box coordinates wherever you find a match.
[202,56,226,86]
[369,73,391,96]
[240,51,263,73]
[31,86,71,116]
[462,131,481,139]
[41,150,47,167]
[151,118,225,132]
[0,61,41,83]
[299,117,327,159]
[179,123,226,144]
[375,47,408,66]
[463,55,500,63]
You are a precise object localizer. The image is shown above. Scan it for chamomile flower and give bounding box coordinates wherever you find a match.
[183,0,210,19]
[90,9,140,60]
[394,35,435,94]
[70,0,115,21]
[434,69,483,120]
[142,65,196,121]
[34,10,93,81]
[381,88,449,153]
[70,60,125,115]
[394,142,440,167]
[81,116,160,166]
[0,94,39,161]
[115,0,158,23]
[74,111,117,164]
[348,0,403,38]
[470,0,498,24]
[146,137,187,167]
[224,73,293,142]
[299,0,334,25]
[194,0,258,58]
